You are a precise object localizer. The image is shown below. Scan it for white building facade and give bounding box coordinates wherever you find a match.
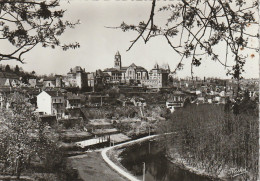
[37,91,65,119]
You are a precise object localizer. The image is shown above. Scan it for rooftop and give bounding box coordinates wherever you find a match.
[67,93,81,100]
[68,66,85,74]
[45,90,63,97]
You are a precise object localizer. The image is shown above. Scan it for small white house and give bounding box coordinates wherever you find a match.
[37,91,65,119]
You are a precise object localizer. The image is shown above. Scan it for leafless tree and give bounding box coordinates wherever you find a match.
[118,0,258,80]
[0,0,80,63]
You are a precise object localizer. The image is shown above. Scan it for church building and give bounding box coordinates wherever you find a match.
[104,51,148,84]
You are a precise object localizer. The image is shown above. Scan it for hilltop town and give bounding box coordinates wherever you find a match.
[0,51,258,113]
[0,51,258,120]
[0,51,258,136]
[0,0,259,180]
[0,51,258,180]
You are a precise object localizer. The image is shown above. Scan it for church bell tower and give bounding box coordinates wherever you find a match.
[114,51,121,70]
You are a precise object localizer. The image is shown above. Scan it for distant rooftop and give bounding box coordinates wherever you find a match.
[68,66,85,74]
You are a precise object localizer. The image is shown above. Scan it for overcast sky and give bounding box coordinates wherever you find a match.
[1,1,259,79]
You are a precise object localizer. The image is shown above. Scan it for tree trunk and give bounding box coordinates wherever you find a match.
[258,2,260,180]
[258,2,260,179]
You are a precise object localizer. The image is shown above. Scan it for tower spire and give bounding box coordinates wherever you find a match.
[114,51,121,70]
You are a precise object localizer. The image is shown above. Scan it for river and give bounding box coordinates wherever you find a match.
[119,140,212,181]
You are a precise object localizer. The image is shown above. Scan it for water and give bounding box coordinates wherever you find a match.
[119,140,212,181]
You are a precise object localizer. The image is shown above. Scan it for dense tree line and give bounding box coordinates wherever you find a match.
[158,101,258,180]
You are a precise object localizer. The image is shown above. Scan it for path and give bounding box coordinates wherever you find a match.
[102,135,158,181]
[68,151,125,181]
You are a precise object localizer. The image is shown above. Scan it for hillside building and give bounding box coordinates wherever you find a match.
[103,51,148,84]
[37,90,65,119]
[141,63,170,89]
[65,66,88,89]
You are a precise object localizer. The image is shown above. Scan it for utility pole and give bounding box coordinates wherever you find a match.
[143,162,145,181]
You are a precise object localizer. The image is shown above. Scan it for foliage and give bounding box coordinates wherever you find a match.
[115,120,154,138]
[158,104,258,180]
[4,64,10,72]
[0,0,80,63]
[119,0,258,80]
[14,65,20,73]
[0,92,62,178]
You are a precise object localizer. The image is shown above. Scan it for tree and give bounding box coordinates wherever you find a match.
[159,104,258,179]
[14,65,20,73]
[4,64,11,72]
[119,0,258,81]
[0,0,80,63]
[0,92,60,178]
[21,73,29,84]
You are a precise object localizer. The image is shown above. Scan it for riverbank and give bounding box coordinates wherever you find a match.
[166,148,249,181]
[103,135,250,181]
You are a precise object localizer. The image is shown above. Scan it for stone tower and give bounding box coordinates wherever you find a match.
[114,51,121,70]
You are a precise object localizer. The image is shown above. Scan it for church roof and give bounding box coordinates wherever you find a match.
[121,67,128,70]
[136,66,147,72]
[104,68,121,73]
[129,63,137,67]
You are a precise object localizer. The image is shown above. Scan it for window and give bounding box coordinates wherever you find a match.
[138,72,141,78]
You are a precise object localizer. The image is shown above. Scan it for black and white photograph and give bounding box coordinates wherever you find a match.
[0,0,259,180]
